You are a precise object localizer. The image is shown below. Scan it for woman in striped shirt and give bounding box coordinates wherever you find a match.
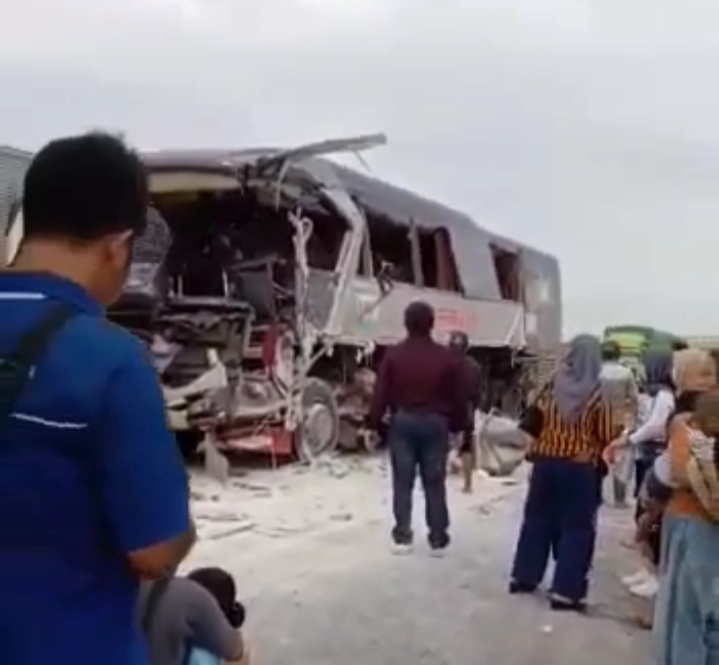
[509,334,619,612]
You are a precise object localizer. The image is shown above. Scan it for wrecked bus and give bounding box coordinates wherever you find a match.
[1,136,561,462]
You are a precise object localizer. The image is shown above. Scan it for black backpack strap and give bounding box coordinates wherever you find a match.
[0,303,76,428]
[141,577,173,637]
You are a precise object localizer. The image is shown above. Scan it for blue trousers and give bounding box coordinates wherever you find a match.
[388,411,450,547]
[654,515,719,665]
[511,457,598,602]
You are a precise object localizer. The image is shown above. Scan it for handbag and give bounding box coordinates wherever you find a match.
[518,384,549,440]
[518,404,544,440]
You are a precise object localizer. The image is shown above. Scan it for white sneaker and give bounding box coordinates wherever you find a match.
[622,570,651,587]
[429,547,447,558]
[391,542,413,556]
[629,575,659,598]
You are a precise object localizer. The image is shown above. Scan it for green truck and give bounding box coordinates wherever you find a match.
[603,325,688,363]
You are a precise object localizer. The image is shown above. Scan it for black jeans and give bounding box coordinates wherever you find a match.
[388,411,450,548]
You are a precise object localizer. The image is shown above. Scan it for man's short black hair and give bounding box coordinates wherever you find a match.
[23,132,148,242]
[601,340,621,361]
[449,330,469,351]
[404,301,434,336]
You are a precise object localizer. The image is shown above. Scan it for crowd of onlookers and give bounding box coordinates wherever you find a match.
[508,333,719,664]
[0,131,497,665]
[5,129,719,665]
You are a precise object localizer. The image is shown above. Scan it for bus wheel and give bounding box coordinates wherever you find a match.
[295,378,340,462]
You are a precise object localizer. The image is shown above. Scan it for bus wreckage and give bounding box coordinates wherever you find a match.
[1,135,561,465]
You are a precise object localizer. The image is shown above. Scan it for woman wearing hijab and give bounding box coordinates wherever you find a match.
[655,348,717,557]
[653,386,719,665]
[672,348,716,416]
[645,348,717,504]
[622,351,717,633]
[631,349,676,506]
[509,334,619,612]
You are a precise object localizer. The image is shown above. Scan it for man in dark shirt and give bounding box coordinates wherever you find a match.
[448,331,483,494]
[368,301,466,555]
[0,133,194,665]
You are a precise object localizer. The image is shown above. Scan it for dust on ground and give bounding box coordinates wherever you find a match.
[185,454,517,572]
[183,456,650,665]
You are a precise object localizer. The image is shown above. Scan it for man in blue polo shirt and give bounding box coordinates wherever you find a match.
[0,133,195,665]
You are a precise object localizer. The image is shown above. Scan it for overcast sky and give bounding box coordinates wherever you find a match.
[2,0,718,337]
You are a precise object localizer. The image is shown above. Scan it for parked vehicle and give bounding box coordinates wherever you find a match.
[603,325,687,369]
[1,135,562,462]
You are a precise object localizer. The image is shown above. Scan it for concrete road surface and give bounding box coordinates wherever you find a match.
[187,461,650,665]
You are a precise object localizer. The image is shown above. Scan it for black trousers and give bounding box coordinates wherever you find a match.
[634,455,661,567]
[634,457,654,500]
[388,411,450,548]
[513,458,598,602]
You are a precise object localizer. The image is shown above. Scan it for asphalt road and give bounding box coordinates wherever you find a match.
[230,475,650,665]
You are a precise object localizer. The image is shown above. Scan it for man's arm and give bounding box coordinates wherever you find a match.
[98,340,195,579]
[185,582,245,661]
[368,351,393,431]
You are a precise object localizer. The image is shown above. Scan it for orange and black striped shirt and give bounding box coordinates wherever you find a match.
[527,388,620,462]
